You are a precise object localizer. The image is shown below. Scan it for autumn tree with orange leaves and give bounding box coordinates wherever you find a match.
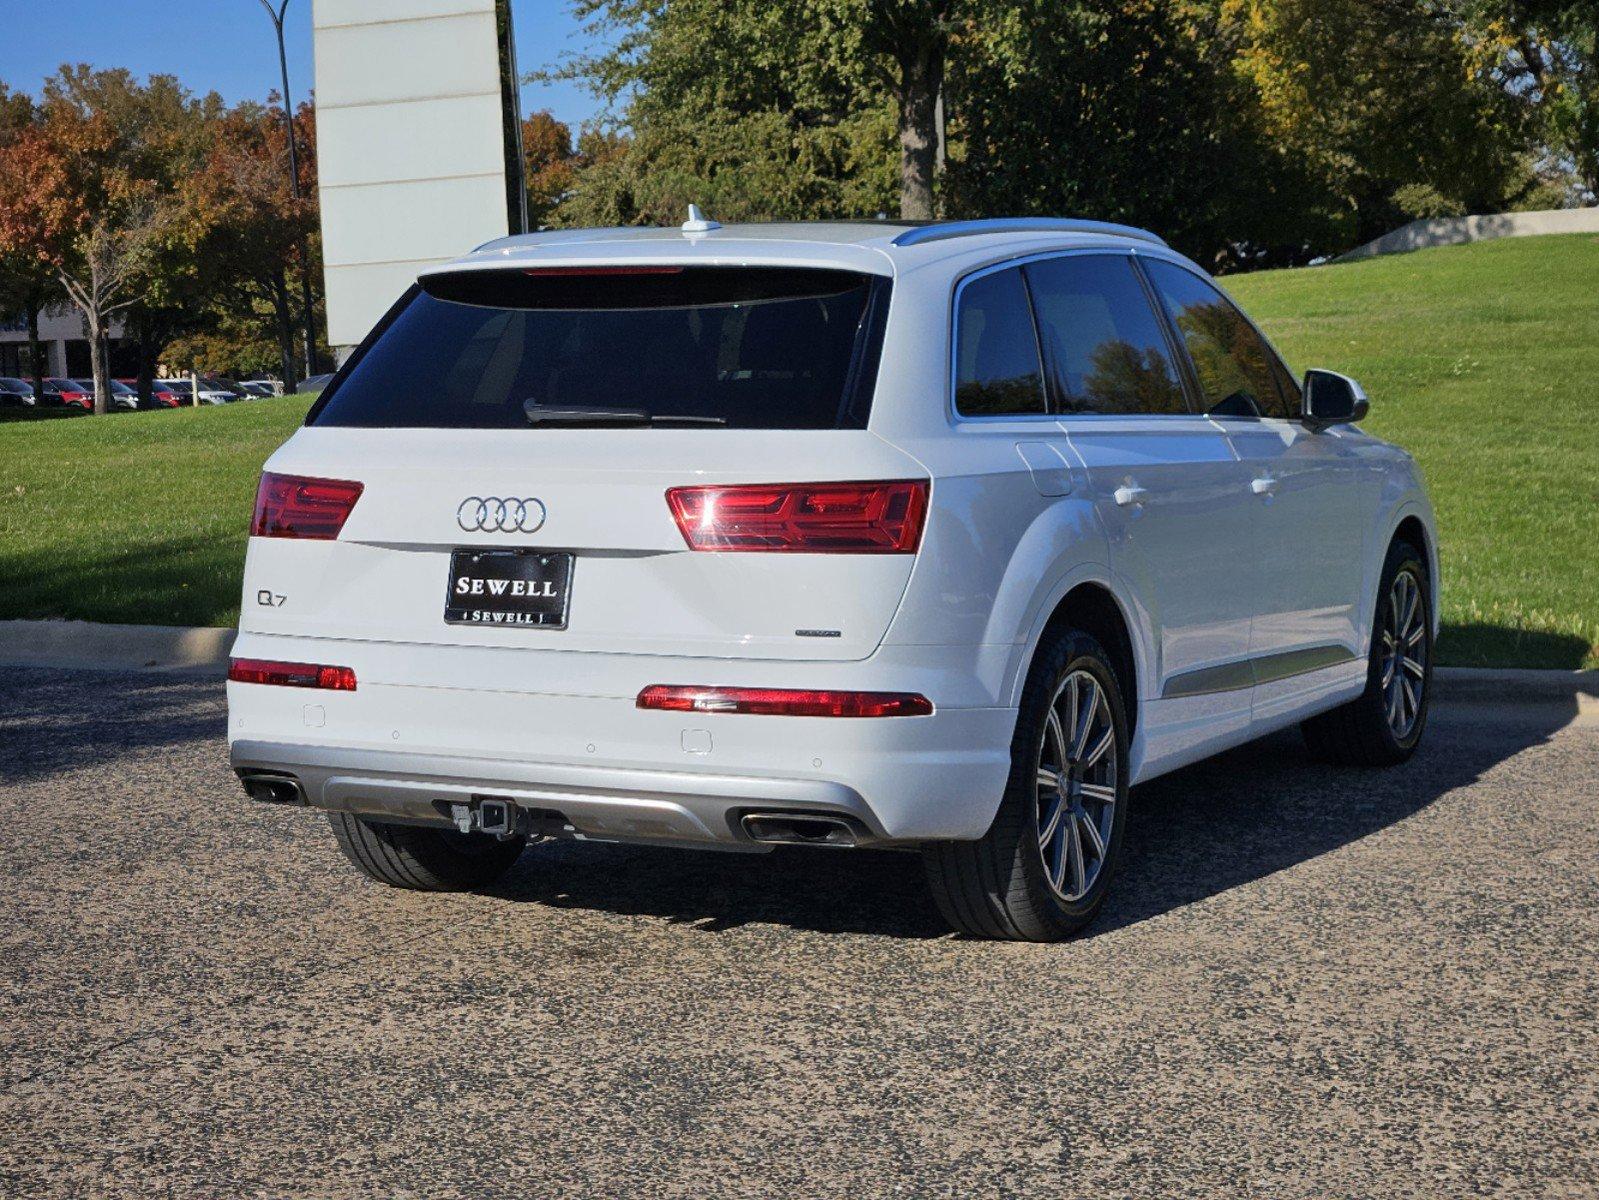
[0,68,217,413]
[174,99,320,389]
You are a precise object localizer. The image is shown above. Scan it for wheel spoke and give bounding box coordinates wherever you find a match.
[1380,659,1396,688]
[1071,680,1099,762]
[1049,822,1068,890]
[1406,623,1425,647]
[1081,726,1115,770]
[1038,795,1063,847]
[1079,810,1106,860]
[1401,579,1420,634]
[1402,655,1425,679]
[1045,709,1068,770]
[1037,766,1062,791]
[1079,781,1117,805]
[1066,815,1086,897]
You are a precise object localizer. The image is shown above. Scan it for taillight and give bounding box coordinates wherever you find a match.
[665,480,927,553]
[228,658,357,691]
[251,472,363,539]
[637,685,932,718]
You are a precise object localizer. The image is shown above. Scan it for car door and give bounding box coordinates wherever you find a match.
[1141,259,1379,722]
[1027,252,1259,764]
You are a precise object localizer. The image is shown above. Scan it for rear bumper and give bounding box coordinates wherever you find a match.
[226,638,1017,845]
[232,739,892,851]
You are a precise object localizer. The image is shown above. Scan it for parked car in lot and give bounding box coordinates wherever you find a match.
[116,378,183,408]
[239,379,280,397]
[202,376,250,401]
[71,378,139,411]
[0,377,36,406]
[40,377,92,409]
[228,216,1438,941]
[158,378,234,405]
[298,373,334,396]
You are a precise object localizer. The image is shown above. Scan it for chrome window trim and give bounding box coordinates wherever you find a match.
[947,246,1203,426]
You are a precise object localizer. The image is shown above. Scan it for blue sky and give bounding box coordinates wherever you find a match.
[1,0,609,129]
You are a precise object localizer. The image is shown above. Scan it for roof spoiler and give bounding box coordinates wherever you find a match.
[890,218,1167,249]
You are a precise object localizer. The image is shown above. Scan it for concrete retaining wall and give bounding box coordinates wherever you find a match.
[1336,206,1599,262]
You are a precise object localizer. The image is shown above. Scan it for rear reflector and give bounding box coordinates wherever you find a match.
[252,472,363,540]
[666,480,927,553]
[637,685,932,718]
[228,658,357,691]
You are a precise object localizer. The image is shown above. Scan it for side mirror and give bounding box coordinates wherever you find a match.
[1302,369,1368,431]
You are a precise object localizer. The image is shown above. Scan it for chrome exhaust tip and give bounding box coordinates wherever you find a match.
[238,772,305,805]
[740,812,859,847]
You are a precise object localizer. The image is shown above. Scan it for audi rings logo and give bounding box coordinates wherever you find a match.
[456,496,547,534]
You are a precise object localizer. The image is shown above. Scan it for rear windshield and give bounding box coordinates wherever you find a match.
[308,266,889,430]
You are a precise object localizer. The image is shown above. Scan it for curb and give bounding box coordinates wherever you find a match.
[1432,666,1598,706]
[2,621,1595,708]
[0,620,235,674]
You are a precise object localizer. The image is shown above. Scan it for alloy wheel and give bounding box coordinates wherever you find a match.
[1379,568,1427,740]
[1035,669,1118,902]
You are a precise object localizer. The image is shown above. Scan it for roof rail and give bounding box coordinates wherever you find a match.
[890,218,1167,249]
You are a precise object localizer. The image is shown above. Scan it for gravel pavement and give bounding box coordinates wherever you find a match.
[0,666,1595,1198]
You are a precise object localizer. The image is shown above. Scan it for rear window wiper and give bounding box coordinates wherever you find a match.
[522,401,727,427]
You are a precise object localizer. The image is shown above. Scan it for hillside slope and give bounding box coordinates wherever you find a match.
[1229,234,1599,669]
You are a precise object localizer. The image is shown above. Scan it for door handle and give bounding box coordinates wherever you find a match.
[1113,483,1148,507]
[1250,475,1277,496]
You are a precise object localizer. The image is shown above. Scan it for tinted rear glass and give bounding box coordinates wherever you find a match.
[310,267,889,430]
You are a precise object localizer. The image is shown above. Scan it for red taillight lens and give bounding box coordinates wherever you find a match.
[228,658,357,691]
[637,685,932,718]
[665,480,928,553]
[251,472,364,539]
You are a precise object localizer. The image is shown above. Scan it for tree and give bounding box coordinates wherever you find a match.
[863,1,955,218]
[546,0,898,225]
[184,99,320,388]
[548,0,1553,261]
[946,1,1332,267]
[0,68,218,414]
[522,110,582,226]
[1462,1,1599,201]
[0,82,55,398]
[1224,0,1534,247]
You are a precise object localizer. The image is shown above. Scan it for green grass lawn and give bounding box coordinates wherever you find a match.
[1,234,1596,666]
[1229,234,1599,669]
[0,396,312,628]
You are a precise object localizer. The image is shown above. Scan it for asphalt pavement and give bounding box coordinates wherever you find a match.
[0,665,1594,1198]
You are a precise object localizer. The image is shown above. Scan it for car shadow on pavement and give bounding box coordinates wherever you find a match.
[488,698,1581,941]
[0,666,225,787]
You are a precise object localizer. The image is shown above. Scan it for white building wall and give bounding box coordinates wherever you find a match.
[0,307,123,377]
[312,0,512,352]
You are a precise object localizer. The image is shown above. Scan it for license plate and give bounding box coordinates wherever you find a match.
[445,549,573,629]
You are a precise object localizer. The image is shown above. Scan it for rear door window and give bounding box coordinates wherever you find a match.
[953,267,1047,416]
[1143,260,1293,419]
[310,267,888,430]
[1022,254,1188,415]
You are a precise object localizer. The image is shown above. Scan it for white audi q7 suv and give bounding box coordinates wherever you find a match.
[228,215,1437,941]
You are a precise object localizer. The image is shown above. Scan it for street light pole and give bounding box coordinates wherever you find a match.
[257,0,317,384]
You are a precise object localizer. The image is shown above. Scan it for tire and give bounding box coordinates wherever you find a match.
[326,812,526,891]
[1301,538,1432,767]
[922,630,1130,942]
